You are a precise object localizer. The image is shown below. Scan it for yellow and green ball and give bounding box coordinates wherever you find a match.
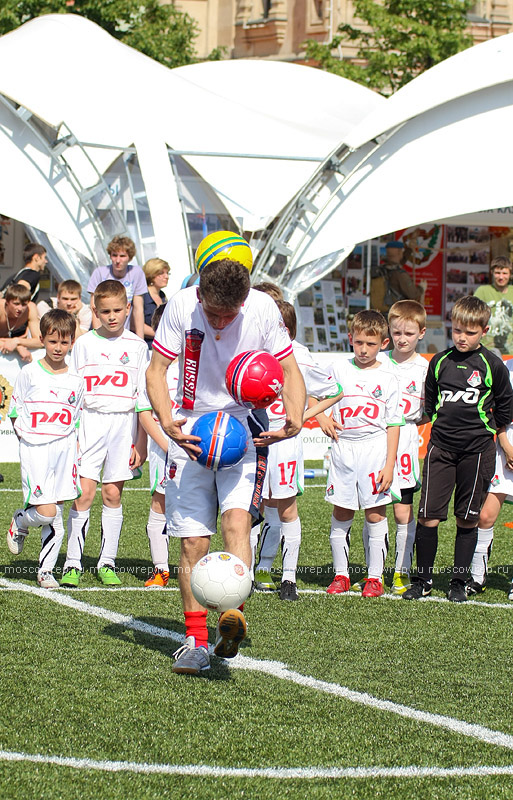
[195,231,253,274]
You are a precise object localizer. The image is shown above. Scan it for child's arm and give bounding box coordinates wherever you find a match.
[130,417,148,468]
[376,425,400,492]
[497,427,513,471]
[139,409,169,453]
[303,389,344,423]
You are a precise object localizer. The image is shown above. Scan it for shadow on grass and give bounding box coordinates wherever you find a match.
[102,615,249,681]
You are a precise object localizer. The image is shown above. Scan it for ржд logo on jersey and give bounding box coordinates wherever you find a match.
[439,388,479,405]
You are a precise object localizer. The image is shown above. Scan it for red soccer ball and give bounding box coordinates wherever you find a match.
[225,350,284,410]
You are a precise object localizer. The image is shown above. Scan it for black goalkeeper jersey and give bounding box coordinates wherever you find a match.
[425,345,513,454]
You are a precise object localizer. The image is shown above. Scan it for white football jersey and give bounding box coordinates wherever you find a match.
[69,329,148,413]
[152,286,293,421]
[379,351,428,423]
[266,339,341,431]
[329,357,404,440]
[139,360,180,421]
[9,360,84,445]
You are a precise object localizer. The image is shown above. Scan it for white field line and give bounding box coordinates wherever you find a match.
[1,750,513,780]
[0,484,326,493]
[1,583,512,610]
[3,577,513,753]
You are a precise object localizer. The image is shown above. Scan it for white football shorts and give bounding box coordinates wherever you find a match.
[488,425,513,501]
[149,438,167,496]
[78,408,137,483]
[20,434,80,506]
[262,434,304,500]
[165,428,265,538]
[325,434,401,511]
[396,422,421,491]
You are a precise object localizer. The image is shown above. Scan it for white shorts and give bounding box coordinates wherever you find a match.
[489,427,513,501]
[165,428,266,538]
[79,408,137,483]
[149,439,167,496]
[262,434,304,500]
[396,422,421,491]
[20,435,80,506]
[325,435,401,511]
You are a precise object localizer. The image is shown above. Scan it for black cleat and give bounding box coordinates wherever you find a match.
[465,578,486,596]
[448,580,467,603]
[402,577,432,600]
[280,580,299,601]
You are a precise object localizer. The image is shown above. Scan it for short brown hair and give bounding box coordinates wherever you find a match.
[351,309,389,341]
[388,300,426,331]
[276,299,296,340]
[40,309,76,340]
[144,258,170,285]
[93,280,127,307]
[23,243,46,264]
[253,282,284,302]
[199,259,250,309]
[5,284,31,304]
[491,255,512,275]
[57,279,82,296]
[451,295,490,330]
[106,236,136,261]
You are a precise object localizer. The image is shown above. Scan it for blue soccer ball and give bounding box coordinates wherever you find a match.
[190,411,248,471]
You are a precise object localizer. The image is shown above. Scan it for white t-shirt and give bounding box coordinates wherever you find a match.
[379,351,428,424]
[87,264,147,328]
[69,329,148,413]
[9,360,84,444]
[266,339,341,430]
[152,286,293,421]
[138,359,180,420]
[329,357,404,440]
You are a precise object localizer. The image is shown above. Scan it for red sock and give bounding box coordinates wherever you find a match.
[238,603,245,613]
[184,610,208,649]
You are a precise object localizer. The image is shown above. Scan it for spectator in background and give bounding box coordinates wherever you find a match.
[1,243,48,302]
[142,258,169,347]
[37,280,92,339]
[370,241,425,315]
[0,284,41,362]
[474,256,513,355]
[87,236,146,338]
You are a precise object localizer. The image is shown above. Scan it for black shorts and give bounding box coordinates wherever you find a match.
[418,440,496,522]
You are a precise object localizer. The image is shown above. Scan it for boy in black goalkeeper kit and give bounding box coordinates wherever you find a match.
[403,296,513,602]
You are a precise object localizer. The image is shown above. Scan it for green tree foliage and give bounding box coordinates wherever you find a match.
[305,0,474,94]
[0,0,211,68]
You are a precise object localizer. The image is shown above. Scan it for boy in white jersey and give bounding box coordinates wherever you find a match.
[469,357,513,599]
[324,310,403,598]
[356,301,428,595]
[146,259,305,675]
[60,281,148,588]
[7,310,84,588]
[254,300,342,600]
[138,304,179,587]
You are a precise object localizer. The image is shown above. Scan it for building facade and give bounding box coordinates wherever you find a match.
[174,0,513,62]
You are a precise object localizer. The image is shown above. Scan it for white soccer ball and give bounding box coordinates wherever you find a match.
[190,551,252,612]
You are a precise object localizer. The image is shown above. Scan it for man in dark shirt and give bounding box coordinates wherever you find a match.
[403,295,513,602]
[15,243,47,302]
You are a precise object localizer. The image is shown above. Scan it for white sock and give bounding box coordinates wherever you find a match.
[64,508,90,571]
[367,518,389,580]
[97,505,123,569]
[471,526,494,584]
[250,519,260,573]
[146,508,168,571]
[19,508,54,529]
[395,519,415,574]
[361,520,370,566]
[281,517,301,583]
[257,507,281,572]
[39,505,65,574]
[329,517,352,577]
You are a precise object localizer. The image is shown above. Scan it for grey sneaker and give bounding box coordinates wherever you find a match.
[37,571,59,589]
[6,511,28,555]
[172,636,210,675]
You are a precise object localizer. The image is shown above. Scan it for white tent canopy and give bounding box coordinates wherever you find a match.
[0,14,384,291]
[257,32,513,295]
